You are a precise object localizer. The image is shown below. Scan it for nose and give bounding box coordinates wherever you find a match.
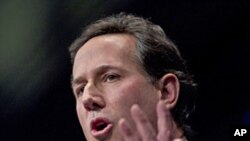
[81,83,105,111]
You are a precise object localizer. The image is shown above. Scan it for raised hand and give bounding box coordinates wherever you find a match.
[118,101,174,141]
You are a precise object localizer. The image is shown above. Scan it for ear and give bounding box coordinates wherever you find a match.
[159,73,180,110]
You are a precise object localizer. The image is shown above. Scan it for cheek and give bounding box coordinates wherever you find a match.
[109,81,142,106]
[76,101,88,129]
[107,79,160,130]
[107,79,157,115]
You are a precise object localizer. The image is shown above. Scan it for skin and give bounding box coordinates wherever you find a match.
[72,33,183,141]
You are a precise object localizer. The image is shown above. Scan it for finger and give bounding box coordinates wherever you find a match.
[131,104,157,141]
[118,118,140,141]
[157,101,173,141]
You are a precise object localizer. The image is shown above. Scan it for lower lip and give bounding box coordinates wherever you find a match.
[91,124,113,139]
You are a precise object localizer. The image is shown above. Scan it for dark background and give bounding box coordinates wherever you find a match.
[0,0,249,141]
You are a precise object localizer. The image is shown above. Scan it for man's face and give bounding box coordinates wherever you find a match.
[72,34,162,141]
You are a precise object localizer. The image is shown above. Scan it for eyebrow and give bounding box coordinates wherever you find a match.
[71,65,122,86]
[71,75,83,86]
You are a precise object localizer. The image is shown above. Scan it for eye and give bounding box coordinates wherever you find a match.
[105,74,120,82]
[76,85,85,97]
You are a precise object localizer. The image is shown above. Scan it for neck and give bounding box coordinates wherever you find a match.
[172,121,185,140]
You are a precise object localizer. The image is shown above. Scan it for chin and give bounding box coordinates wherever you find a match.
[84,126,122,141]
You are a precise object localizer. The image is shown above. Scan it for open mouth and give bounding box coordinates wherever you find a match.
[92,120,108,131]
[90,117,113,139]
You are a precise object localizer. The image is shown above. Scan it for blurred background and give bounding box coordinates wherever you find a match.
[0,0,249,141]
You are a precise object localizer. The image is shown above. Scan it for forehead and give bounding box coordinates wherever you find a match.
[78,33,136,58]
[72,34,140,78]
